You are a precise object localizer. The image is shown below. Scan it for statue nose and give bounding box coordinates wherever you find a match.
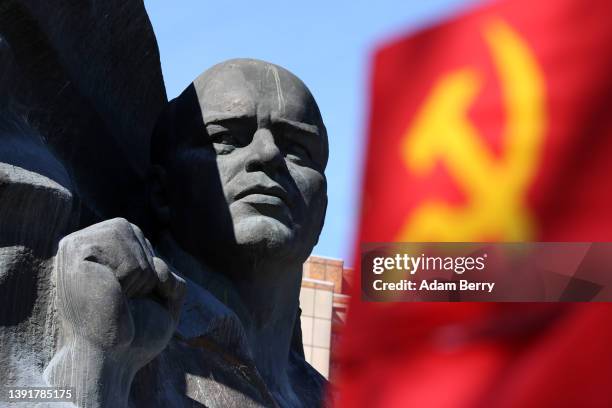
[245,128,283,173]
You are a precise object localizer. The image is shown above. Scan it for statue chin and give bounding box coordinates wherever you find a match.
[233,215,300,257]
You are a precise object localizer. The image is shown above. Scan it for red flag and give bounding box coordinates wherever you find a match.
[337,0,612,406]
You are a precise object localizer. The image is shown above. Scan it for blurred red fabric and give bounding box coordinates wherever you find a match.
[336,303,612,407]
[336,0,612,406]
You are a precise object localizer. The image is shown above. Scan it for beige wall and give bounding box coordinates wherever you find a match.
[300,278,333,378]
[300,256,352,379]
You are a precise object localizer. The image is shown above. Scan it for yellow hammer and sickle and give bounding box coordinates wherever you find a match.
[397,19,546,241]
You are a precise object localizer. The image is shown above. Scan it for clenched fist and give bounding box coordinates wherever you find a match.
[45,218,186,408]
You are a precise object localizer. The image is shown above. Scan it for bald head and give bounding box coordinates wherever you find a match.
[151,59,328,269]
[154,59,327,169]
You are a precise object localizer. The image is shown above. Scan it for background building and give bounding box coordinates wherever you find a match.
[299,256,352,380]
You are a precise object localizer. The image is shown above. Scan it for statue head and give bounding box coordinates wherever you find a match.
[151,59,328,273]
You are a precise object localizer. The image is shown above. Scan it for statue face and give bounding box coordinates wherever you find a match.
[159,60,328,268]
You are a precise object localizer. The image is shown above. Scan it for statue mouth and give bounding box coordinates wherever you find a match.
[234,184,290,206]
[237,194,292,222]
[233,185,293,223]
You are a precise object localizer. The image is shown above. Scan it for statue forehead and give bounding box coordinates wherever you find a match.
[192,59,317,122]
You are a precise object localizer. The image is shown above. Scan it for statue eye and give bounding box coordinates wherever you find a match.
[212,132,238,146]
[285,143,312,163]
[207,124,236,144]
[206,124,243,154]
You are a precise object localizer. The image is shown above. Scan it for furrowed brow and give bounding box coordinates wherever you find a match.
[275,117,320,136]
[203,111,255,125]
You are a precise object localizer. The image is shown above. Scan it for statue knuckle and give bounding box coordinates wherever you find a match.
[152,256,168,274]
[105,217,132,230]
[129,221,146,239]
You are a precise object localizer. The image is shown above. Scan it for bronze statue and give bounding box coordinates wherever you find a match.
[0,3,329,404]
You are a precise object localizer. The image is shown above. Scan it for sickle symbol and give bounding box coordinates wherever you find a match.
[396,19,546,241]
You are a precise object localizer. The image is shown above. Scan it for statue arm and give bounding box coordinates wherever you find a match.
[44,218,185,408]
[45,342,134,407]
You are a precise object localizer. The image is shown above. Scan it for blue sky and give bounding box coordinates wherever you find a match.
[144,0,480,264]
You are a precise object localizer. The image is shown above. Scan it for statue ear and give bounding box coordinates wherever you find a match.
[150,165,170,226]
